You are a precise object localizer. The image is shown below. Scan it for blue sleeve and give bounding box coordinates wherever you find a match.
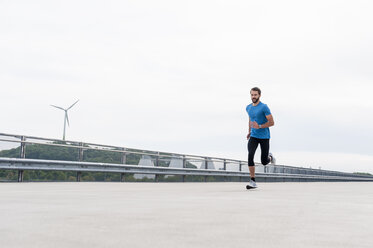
[263,104,271,116]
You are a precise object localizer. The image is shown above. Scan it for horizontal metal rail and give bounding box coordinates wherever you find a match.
[1,158,373,182]
[0,133,244,164]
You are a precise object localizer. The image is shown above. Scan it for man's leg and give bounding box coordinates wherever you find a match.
[248,137,259,178]
[249,166,255,179]
[259,139,270,165]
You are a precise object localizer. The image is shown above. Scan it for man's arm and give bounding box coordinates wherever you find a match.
[247,117,251,139]
[251,114,275,129]
[261,114,274,128]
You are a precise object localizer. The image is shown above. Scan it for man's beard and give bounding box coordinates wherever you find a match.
[251,98,259,103]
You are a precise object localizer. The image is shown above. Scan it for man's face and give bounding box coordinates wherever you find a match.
[250,90,260,103]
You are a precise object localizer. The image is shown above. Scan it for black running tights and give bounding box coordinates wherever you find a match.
[247,137,270,167]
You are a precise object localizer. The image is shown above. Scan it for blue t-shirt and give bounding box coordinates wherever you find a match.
[246,102,272,139]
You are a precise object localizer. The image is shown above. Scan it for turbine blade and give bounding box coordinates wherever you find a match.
[50,105,65,111]
[66,113,70,127]
[67,100,79,110]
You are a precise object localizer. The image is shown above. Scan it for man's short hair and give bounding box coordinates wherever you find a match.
[251,87,261,95]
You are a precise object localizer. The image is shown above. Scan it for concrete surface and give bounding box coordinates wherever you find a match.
[0,182,372,248]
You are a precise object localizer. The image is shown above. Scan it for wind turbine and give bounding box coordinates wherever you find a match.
[51,100,79,141]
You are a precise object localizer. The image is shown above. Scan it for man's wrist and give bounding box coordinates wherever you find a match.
[259,124,262,129]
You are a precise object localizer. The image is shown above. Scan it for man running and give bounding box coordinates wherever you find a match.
[246,87,275,188]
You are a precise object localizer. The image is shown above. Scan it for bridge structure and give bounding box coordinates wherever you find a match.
[1,133,373,247]
[1,132,373,183]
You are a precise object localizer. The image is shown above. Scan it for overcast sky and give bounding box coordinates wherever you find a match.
[1,0,372,173]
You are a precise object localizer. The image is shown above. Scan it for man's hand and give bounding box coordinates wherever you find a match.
[247,133,251,140]
[251,121,259,129]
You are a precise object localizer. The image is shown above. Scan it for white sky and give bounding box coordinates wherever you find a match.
[1,0,373,173]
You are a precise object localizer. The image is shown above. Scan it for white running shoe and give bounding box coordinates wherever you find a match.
[247,179,257,189]
[269,153,276,165]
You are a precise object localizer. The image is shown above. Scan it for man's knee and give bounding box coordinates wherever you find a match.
[261,158,269,166]
[248,158,255,167]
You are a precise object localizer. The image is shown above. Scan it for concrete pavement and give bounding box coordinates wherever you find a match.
[0,182,372,248]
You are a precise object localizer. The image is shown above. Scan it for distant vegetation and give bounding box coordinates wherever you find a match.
[353,172,372,176]
[0,143,231,182]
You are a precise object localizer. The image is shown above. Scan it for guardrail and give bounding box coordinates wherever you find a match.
[1,132,372,182]
[1,158,372,182]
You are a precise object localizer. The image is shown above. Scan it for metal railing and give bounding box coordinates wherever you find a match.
[0,132,372,182]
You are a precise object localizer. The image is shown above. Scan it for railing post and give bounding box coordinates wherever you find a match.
[20,136,26,159]
[18,136,26,182]
[77,142,84,182]
[182,155,186,168]
[154,152,160,182]
[204,158,208,182]
[223,159,227,182]
[182,155,186,182]
[18,170,24,182]
[121,148,127,164]
[239,161,242,182]
[78,142,84,162]
[156,152,160,167]
[120,148,127,182]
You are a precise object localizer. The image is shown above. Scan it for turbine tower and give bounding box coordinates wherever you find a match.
[51,100,79,140]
